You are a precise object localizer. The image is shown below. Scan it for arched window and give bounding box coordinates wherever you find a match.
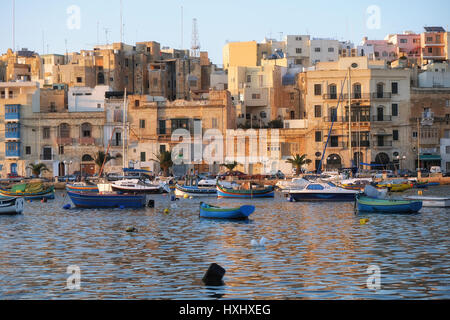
[81,123,92,138]
[326,154,342,170]
[82,154,94,162]
[375,153,390,169]
[59,123,70,138]
[97,72,105,85]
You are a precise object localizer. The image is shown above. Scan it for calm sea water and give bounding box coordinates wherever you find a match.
[0,187,449,300]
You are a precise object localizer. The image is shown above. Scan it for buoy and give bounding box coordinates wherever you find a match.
[418,190,423,196]
[164,208,170,215]
[360,218,369,225]
[126,227,138,233]
[184,194,189,199]
[189,196,194,200]
[63,204,71,210]
[202,263,226,286]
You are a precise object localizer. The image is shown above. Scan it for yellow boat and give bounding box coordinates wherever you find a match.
[376,180,413,192]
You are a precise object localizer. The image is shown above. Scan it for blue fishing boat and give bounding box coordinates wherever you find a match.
[216,182,274,199]
[356,195,423,214]
[175,184,217,197]
[200,202,255,219]
[66,183,99,193]
[67,191,148,209]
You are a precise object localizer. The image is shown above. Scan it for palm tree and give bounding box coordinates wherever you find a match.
[286,154,312,176]
[152,151,173,177]
[27,163,49,178]
[94,151,117,175]
[220,161,239,174]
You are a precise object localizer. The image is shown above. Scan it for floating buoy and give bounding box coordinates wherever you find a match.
[184,194,189,199]
[126,227,138,233]
[418,190,423,196]
[202,263,226,286]
[360,218,370,225]
[63,204,71,210]
[189,196,194,200]
[164,208,170,215]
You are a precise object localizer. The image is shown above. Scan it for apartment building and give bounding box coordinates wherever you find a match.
[0,49,42,82]
[299,57,413,171]
[421,26,449,64]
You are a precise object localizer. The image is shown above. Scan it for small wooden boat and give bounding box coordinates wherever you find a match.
[175,184,217,197]
[405,196,450,208]
[200,202,255,219]
[217,182,274,199]
[67,191,148,209]
[66,183,99,193]
[376,180,413,192]
[356,195,422,213]
[0,197,25,215]
[0,183,55,200]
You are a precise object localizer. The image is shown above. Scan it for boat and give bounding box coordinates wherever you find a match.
[66,182,99,193]
[175,184,217,197]
[217,182,275,199]
[67,190,148,209]
[405,196,450,208]
[111,179,162,194]
[0,197,25,215]
[339,178,372,191]
[0,182,55,200]
[276,177,310,191]
[357,195,423,213]
[200,202,255,219]
[376,179,413,192]
[285,180,359,202]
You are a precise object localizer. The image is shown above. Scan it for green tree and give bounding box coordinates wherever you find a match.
[27,163,49,178]
[94,151,117,175]
[286,154,312,176]
[220,161,239,174]
[152,151,174,177]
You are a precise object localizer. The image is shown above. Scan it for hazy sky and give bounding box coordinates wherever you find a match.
[1,0,449,65]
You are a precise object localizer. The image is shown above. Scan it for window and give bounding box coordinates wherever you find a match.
[330,136,339,147]
[400,39,407,44]
[140,152,146,162]
[296,48,302,54]
[160,145,166,154]
[82,123,92,137]
[427,37,433,42]
[252,93,261,99]
[43,127,50,139]
[446,100,450,107]
[314,48,321,52]
[135,100,140,107]
[392,82,398,94]
[295,36,302,41]
[97,104,101,109]
[26,146,31,155]
[260,112,267,119]
[329,84,337,99]
[428,48,433,54]
[315,131,322,142]
[382,51,388,57]
[412,132,418,138]
[374,51,380,57]
[328,47,334,52]
[159,120,166,135]
[247,75,251,83]
[290,93,295,100]
[59,146,64,155]
[393,130,399,141]
[212,118,218,129]
[140,119,146,129]
[392,104,398,117]
[76,77,82,83]
[314,84,322,96]
[446,146,450,154]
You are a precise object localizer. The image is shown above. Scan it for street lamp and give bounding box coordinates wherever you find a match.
[64,160,73,182]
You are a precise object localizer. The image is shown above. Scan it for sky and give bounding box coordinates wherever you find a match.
[1,0,450,65]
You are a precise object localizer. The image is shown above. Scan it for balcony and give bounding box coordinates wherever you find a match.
[345,116,371,122]
[5,142,20,158]
[372,92,392,100]
[323,93,339,100]
[373,140,393,148]
[352,141,370,148]
[343,93,371,100]
[324,116,344,123]
[5,124,20,140]
[57,137,74,145]
[372,115,392,122]
[5,104,20,121]
[327,142,348,149]
[79,137,95,145]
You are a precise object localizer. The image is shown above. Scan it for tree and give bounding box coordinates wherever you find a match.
[286,154,312,176]
[220,161,239,174]
[27,163,49,178]
[152,151,173,177]
[94,151,117,175]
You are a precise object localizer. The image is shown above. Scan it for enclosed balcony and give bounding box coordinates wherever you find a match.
[5,104,20,121]
[5,142,21,158]
[5,123,20,140]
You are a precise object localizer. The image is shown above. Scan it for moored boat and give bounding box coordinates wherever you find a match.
[217,182,275,199]
[376,179,413,192]
[175,184,217,197]
[67,190,148,209]
[357,194,423,213]
[111,179,162,194]
[286,180,359,202]
[0,183,55,200]
[0,197,25,215]
[405,196,450,208]
[200,202,255,219]
[66,182,99,193]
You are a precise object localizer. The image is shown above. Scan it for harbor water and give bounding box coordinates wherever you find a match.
[0,187,449,300]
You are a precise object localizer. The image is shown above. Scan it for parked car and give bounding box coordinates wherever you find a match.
[430,166,442,174]
[397,169,415,177]
[58,175,78,182]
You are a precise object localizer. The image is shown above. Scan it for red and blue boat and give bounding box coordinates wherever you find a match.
[216,183,274,199]
[66,183,99,193]
[67,191,148,209]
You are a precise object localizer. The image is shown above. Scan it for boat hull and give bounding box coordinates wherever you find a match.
[66,184,99,193]
[200,204,255,219]
[175,185,217,197]
[111,185,162,194]
[357,196,422,213]
[216,185,274,199]
[0,197,24,215]
[289,192,357,202]
[405,196,450,208]
[0,187,55,200]
[67,191,147,209]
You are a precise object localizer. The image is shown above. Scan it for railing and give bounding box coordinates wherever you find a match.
[5,151,20,158]
[343,93,371,100]
[372,92,392,99]
[323,94,339,100]
[57,137,74,145]
[352,141,370,148]
[345,116,371,122]
[323,116,344,123]
[327,142,348,149]
[373,141,393,147]
[372,115,392,122]
[79,137,95,145]
[5,132,20,140]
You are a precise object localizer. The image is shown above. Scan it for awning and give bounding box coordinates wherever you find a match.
[419,155,441,161]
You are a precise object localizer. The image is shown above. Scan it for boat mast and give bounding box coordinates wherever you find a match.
[348,67,352,169]
[417,118,420,172]
[123,88,127,170]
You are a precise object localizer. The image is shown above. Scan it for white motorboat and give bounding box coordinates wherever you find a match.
[404,196,450,208]
[285,180,360,202]
[111,179,162,194]
[0,197,24,215]
[276,178,310,191]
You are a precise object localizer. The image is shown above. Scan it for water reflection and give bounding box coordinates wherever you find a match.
[0,187,449,299]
